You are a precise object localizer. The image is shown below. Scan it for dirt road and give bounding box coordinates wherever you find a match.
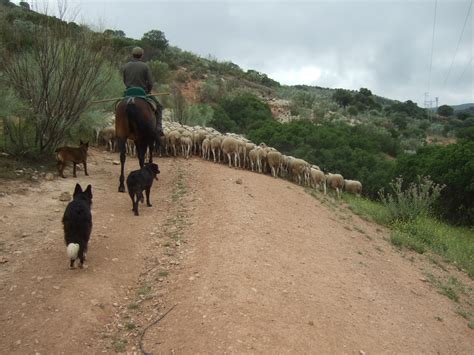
[0,148,472,354]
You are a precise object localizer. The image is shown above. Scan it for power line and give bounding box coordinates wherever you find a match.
[442,0,473,89]
[428,0,438,94]
[458,56,473,82]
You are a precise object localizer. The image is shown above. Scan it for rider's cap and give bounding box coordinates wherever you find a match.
[132,47,144,57]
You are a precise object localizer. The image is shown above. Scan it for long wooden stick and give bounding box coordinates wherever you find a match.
[91,92,170,104]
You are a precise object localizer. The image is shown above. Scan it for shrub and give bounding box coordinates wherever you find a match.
[395,142,474,225]
[148,60,169,84]
[186,104,214,127]
[378,177,444,223]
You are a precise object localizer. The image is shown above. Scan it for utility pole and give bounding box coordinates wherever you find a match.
[424,92,435,120]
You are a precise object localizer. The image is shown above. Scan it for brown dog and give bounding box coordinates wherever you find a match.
[56,141,89,178]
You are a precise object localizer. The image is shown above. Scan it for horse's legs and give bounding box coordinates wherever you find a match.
[118,138,127,192]
[148,141,154,164]
[136,142,147,168]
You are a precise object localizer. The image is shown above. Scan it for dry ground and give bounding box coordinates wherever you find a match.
[0,148,472,354]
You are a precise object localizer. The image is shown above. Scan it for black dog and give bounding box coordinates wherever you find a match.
[62,183,93,268]
[126,163,160,216]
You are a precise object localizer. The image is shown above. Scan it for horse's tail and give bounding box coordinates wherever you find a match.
[125,101,155,141]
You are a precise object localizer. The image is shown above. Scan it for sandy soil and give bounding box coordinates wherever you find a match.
[0,148,472,354]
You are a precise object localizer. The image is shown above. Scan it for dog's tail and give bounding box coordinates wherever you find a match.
[67,243,80,260]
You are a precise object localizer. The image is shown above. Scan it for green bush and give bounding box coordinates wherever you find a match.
[218,92,273,134]
[379,177,444,223]
[395,142,474,225]
[186,104,214,127]
[208,105,237,133]
[148,60,169,84]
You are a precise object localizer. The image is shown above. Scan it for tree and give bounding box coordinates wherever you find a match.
[3,27,113,152]
[103,29,126,38]
[332,89,352,108]
[395,142,474,225]
[437,104,454,117]
[141,29,168,51]
[19,1,30,10]
[209,105,237,133]
[219,93,273,133]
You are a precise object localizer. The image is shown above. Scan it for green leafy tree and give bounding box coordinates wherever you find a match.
[332,89,352,108]
[219,93,273,133]
[395,141,474,225]
[209,105,238,133]
[142,29,168,50]
[437,104,454,117]
[141,29,169,60]
[19,1,29,10]
[103,29,126,38]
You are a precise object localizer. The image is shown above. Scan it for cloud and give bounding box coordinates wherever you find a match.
[31,0,473,106]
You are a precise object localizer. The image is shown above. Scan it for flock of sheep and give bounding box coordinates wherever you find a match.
[99,121,363,198]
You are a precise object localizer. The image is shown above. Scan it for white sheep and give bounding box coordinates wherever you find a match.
[202,137,211,160]
[99,126,116,152]
[344,179,362,196]
[221,136,240,168]
[310,167,326,194]
[210,135,224,163]
[266,150,282,177]
[326,173,344,199]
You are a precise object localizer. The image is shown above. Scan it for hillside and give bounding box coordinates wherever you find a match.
[0,149,473,353]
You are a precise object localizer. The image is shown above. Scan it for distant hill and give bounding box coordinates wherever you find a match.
[451,103,474,113]
[431,103,474,113]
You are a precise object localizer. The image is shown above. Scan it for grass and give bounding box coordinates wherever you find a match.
[159,271,169,277]
[137,284,153,300]
[127,302,139,310]
[112,336,127,353]
[468,322,474,330]
[124,322,136,330]
[425,273,463,303]
[343,194,474,279]
[455,307,472,320]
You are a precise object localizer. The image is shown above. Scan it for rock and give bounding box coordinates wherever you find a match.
[113,303,119,307]
[0,152,9,157]
[112,258,119,262]
[236,178,243,184]
[0,256,8,264]
[45,173,55,181]
[113,160,120,165]
[0,192,7,198]
[308,321,314,326]
[59,192,71,202]
[52,286,60,290]
[15,340,21,346]
[360,351,366,355]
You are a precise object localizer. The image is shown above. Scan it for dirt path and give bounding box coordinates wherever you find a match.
[0,148,473,354]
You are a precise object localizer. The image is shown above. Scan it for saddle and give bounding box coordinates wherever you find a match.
[116,87,158,111]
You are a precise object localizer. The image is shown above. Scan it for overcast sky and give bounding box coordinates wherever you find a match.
[23,0,473,107]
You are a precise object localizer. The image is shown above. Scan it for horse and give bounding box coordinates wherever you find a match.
[115,97,158,192]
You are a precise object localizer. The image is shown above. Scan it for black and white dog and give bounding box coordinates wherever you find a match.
[62,184,93,268]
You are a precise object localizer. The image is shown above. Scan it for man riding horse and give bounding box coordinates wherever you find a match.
[122,46,163,135]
